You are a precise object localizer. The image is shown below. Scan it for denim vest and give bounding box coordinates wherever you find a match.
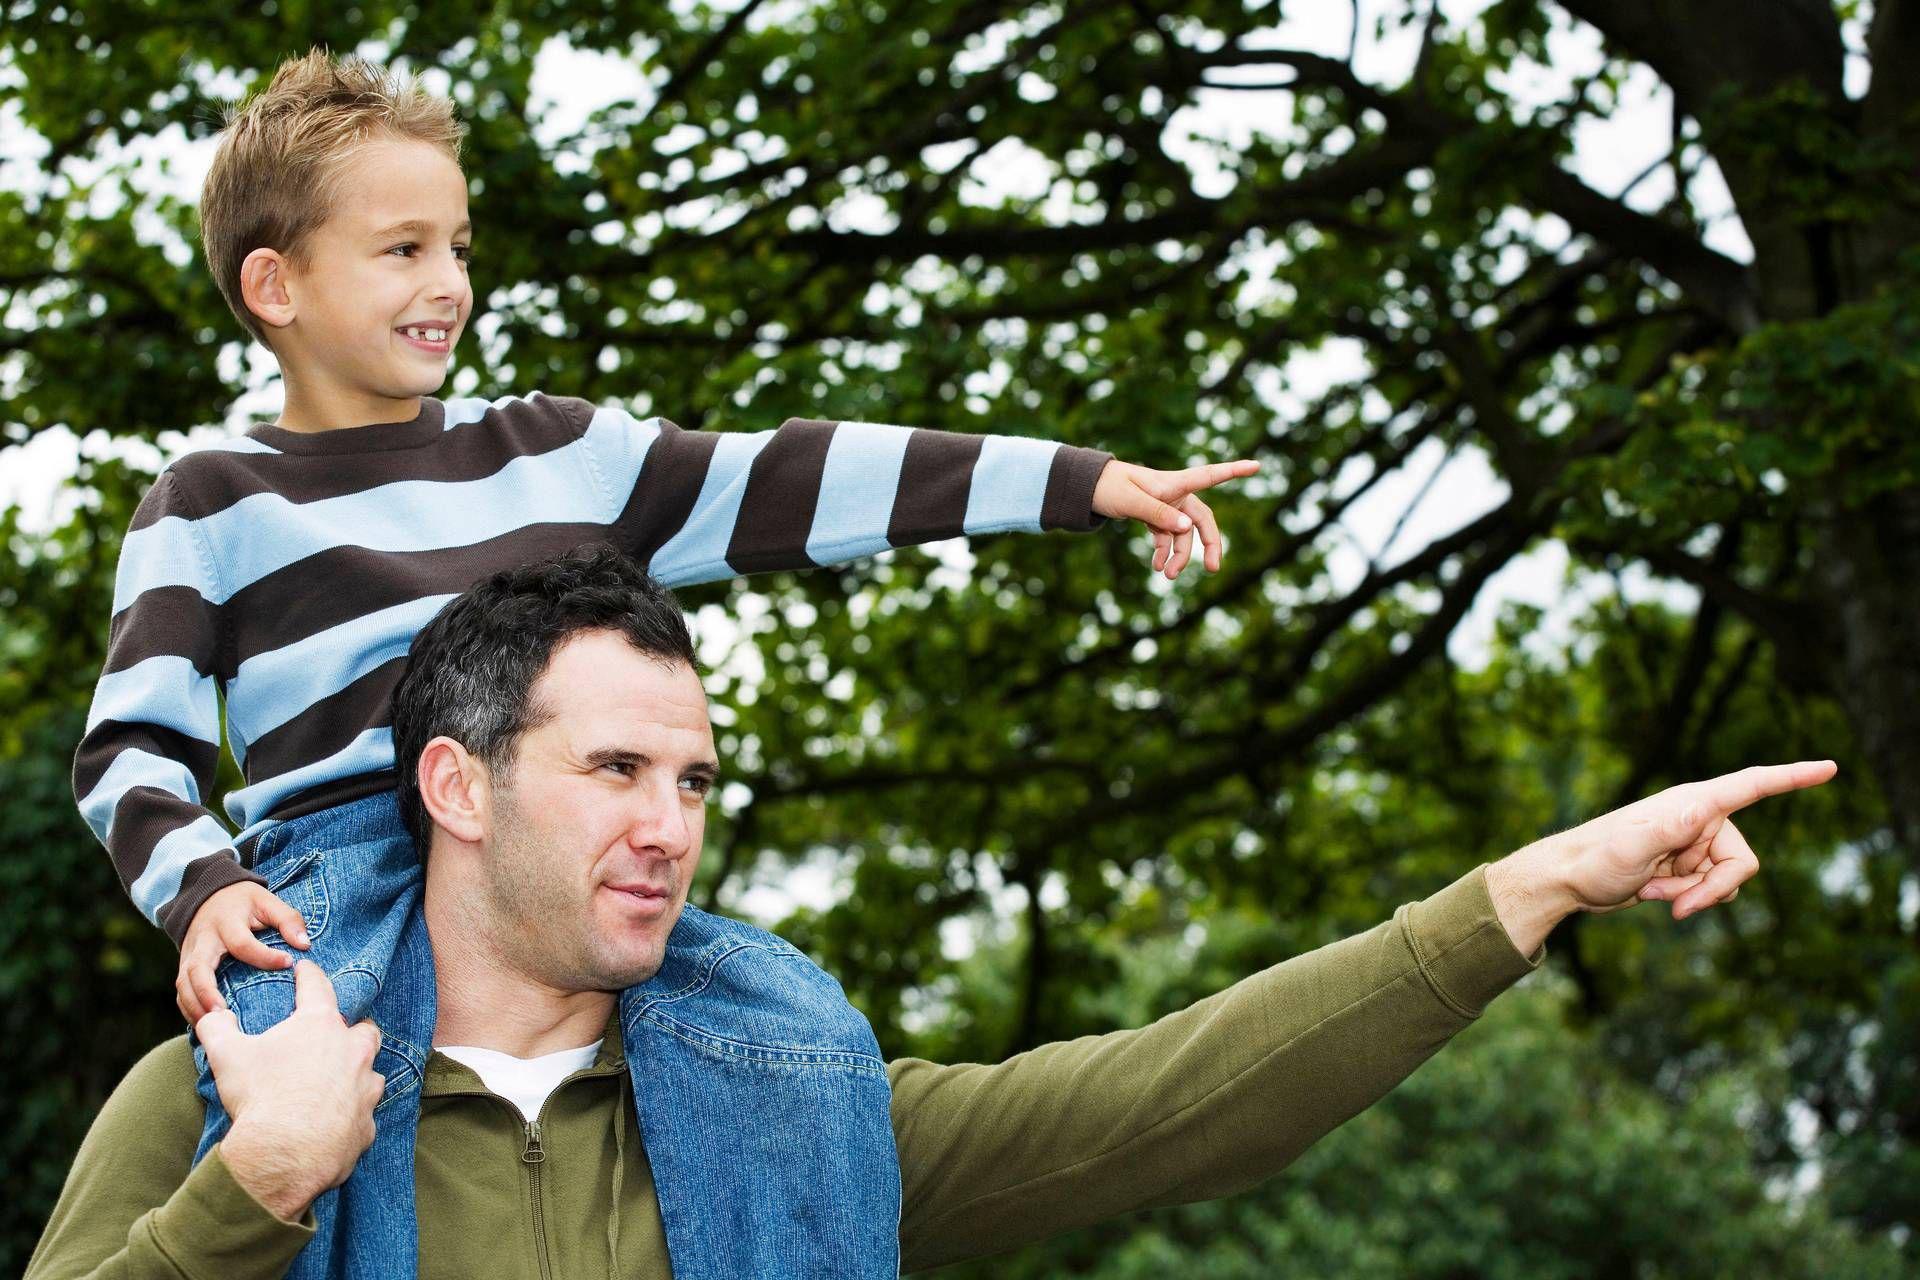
[622,907,903,1278]
[189,790,901,1279]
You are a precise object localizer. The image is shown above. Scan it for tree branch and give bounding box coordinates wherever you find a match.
[1556,0,1845,116]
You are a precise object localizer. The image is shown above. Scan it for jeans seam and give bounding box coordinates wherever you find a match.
[638,940,769,1006]
[630,1012,888,1073]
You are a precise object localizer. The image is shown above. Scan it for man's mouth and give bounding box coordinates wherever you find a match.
[605,883,672,916]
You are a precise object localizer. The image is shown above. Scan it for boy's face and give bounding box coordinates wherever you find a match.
[251,135,474,424]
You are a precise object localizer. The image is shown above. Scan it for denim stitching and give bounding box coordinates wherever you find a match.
[635,939,771,1007]
[630,1012,887,1074]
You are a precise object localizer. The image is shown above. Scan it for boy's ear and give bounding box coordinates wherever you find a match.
[417,737,490,846]
[239,247,296,332]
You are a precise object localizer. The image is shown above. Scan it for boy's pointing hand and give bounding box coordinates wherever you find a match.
[1092,458,1260,578]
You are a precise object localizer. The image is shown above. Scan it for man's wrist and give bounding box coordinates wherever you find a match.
[1485,835,1580,956]
[218,1120,322,1224]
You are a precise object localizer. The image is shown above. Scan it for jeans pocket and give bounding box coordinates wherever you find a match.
[258,846,333,943]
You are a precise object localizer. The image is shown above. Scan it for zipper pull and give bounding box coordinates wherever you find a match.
[522,1120,545,1164]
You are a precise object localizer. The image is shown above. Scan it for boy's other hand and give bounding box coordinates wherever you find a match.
[177,880,313,1024]
[1092,458,1260,579]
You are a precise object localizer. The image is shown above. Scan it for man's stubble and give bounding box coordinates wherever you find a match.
[478,780,670,993]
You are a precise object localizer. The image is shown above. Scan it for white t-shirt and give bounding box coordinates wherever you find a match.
[435,1041,605,1124]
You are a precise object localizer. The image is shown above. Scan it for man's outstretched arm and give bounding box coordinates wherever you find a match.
[891,760,1836,1273]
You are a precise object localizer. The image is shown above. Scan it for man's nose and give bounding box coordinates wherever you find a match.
[625,785,693,860]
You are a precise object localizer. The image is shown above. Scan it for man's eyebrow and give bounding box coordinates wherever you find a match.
[583,747,721,780]
[366,218,473,240]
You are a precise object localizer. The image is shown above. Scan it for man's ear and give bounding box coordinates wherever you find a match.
[418,737,489,846]
[239,246,296,333]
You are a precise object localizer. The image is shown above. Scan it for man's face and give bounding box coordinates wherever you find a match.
[268,135,474,405]
[478,631,717,991]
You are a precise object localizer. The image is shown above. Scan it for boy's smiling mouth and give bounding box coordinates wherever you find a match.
[396,324,452,353]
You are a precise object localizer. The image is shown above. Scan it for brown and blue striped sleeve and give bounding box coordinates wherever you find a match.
[560,399,1112,585]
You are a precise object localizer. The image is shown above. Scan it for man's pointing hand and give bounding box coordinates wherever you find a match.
[1487,760,1838,954]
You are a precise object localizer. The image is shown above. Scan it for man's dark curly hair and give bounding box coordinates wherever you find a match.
[391,543,700,857]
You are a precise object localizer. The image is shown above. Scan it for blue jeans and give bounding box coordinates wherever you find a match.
[190,791,434,1280]
[189,789,903,1279]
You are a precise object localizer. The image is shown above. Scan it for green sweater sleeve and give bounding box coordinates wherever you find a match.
[25,1038,315,1280]
[889,861,1545,1273]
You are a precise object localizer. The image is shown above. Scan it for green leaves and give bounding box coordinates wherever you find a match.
[4,0,1917,1269]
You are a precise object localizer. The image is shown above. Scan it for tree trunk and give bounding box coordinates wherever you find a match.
[1802,484,1920,865]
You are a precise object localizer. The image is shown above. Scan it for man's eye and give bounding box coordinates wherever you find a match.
[602,761,634,777]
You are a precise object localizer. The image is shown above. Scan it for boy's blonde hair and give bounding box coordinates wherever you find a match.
[200,47,468,350]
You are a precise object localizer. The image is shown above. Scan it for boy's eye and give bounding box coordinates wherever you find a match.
[388,243,474,262]
[680,776,713,798]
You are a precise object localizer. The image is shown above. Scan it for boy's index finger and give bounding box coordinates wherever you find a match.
[1181,460,1259,493]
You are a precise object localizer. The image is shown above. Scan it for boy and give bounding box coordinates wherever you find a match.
[73,46,1255,1280]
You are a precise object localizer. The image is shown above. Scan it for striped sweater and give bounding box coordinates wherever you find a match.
[74,390,1113,944]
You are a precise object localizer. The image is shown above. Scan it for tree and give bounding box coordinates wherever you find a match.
[2,0,1912,1268]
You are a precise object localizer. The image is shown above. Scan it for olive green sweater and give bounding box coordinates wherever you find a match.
[28,864,1541,1278]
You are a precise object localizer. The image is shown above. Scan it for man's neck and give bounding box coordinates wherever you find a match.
[425,896,617,1058]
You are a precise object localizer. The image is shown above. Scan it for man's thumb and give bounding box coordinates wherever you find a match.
[196,1006,242,1062]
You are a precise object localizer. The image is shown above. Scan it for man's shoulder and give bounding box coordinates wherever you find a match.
[664,905,808,960]
[113,1034,200,1112]
[73,1034,202,1172]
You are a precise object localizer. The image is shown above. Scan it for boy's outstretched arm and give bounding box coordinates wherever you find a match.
[561,397,1257,585]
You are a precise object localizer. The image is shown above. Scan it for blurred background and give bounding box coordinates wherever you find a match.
[3,1,1916,1273]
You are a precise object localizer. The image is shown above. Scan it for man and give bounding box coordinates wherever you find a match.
[28,546,1835,1279]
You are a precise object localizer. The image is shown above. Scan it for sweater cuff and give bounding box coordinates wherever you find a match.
[145,1146,316,1278]
[1400,863,1545,1020]
[157,854,268,948]
[1040,445,1113,532]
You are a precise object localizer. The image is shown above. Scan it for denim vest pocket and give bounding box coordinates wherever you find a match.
[263,846,333,941]
[217,849,332,1001]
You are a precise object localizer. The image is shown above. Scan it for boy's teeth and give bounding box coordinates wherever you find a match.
[403,327,447,341]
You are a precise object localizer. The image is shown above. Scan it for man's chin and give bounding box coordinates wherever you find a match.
[579,938,670,990]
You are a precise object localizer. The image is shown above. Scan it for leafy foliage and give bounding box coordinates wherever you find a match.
[3,0,1916,1271]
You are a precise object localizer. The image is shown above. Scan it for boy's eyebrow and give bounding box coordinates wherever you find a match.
[366,218,473,240]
